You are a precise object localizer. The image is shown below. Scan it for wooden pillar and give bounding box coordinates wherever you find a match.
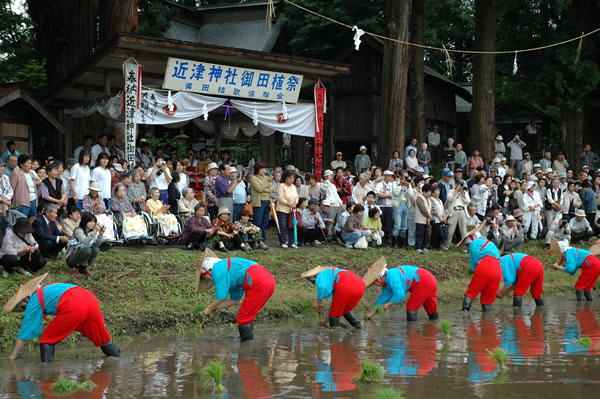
[104,71,111,97]
[259,133,276,167]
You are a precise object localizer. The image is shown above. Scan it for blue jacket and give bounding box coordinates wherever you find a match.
[375,266,420,306]
[315,268,345,300]
[469,237,500,272]
[32,215,66,244]
[19,283,77,340]
[564,247,592,276]
[212,258,256,301]
[499,253,528,286]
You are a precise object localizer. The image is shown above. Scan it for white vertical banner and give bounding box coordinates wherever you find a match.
[123,60,141,169]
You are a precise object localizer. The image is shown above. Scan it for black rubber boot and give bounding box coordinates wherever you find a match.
[585,291,595,301]
[40,343,55,363]
[343,312,362,329]
[392,236,399,249]
[462,295,473,312]
[100,340,121,357]
[428,311,439,320]
[238,324,254,341]
[576,289,585,301]
[534,297,545,306]
[513,296,523,308]
[406,310,418,321]
[399,236,407,249]
[328,317,346,328]
[481,304,493,312]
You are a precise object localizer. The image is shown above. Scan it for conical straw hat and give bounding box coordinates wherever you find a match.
[590,240,600,256]
[457,223,486,251]
[549,238,562,258]
[301,265,329,279]
[362,256,387,287]
[195,248,219,293]
[4,273,50,312]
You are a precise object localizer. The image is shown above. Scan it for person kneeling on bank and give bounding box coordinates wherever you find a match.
[65,212,103,275]
[0,218,46,278]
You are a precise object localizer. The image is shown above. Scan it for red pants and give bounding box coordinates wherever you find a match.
[406,269,438,314]
[575,255,600,291]
[465,256,502,305]
[237,264,275,325]
[40,287,111,346]
[514,255,544,299]
[330,271,365,318]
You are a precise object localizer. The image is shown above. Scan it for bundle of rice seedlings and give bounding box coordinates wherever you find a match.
[371,387,405,399]
[353,360,384,383]
[201,360,227,392]
[438,320,452,339]
[487,347,509,370]
[572,337,592,349]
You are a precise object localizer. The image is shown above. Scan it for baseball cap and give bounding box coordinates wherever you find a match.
[443,170,454,177]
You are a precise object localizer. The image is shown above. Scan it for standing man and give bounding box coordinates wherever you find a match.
[4,154,17,178]
[507,135,526,176]
[331,152,346,170]
[404,138,418,160]
[539,152,552,172]
[376,170,394,243]
[354,146,371,176]
[494,135,506,158]
[553,152,569,175]
[581,144,599,170]
[215,164,240,215]
[444,138,458,171]
[428,126,441,161]
[1,140,20,163]
[444,179,470,250]
[90,134,109,167]
[438,170,454,203]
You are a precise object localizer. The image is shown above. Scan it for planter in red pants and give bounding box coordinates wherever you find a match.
[330,271,365,318]
[406,268,438,314]
[465,255,502,305]
[514,255,544,299]
[575,255,600,292]
[237,264,275,325]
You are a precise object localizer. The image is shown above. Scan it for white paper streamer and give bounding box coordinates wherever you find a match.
[352,26,365,51]
[513,51,518,75]
[167,91,174,112]
[252,107,259,126]
[202,102,208,121]
[282,101,289,120]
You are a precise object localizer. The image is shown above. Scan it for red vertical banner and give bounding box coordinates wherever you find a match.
[314,84,326,179]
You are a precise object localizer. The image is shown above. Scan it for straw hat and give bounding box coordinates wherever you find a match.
[217,207,230,216]
[457,223,486,251]
[207,162,218,172]
[549,238,562,258]
[89,181,102,192]
[362,256,387,287]
[4,273,50,312]
[590,240,600,256]
[195,248,219,293]
[301,265,329,279]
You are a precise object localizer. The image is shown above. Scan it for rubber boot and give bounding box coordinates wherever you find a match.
[343,312,362,329]
[399,236,407,249]
[512,296,523,308]
[40,343,55,363]
[328,317,347,328]
[100,340,121,357]
[481,304,493,312]
[462,295,473,312]
[406,310,418,321]
[392,236,399,249]
[428,311,439,320]
[585,291,594,301]
[534,297,545,306]
[238,324,254,341]
[576,289,585,301]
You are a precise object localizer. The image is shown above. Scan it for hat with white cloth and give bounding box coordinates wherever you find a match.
[195,249,220,293]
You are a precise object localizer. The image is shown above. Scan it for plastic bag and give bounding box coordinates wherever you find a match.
[354,235,368,249]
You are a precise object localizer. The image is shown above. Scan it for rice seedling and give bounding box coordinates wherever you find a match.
[51,379,93,393]
[487,347,509,370]
[438,320,452,339]
[140,331,152,341]
[375,305,385,315]
[191,304,205,315]
[201,359,227,393]
[371,387,405,399]
[301,299,313,311]
[353,360,384,383]
[572,337,592,349]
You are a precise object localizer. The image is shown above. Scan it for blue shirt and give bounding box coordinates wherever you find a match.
[469,237,500,272]
[18,283,77,340]
[375,266,420,306]
[583,188,596,213]
[212,258,256,301]
[315,268,345,300]
[564,247,592,276]
[233,182,247,204]
[500,253,528,286]
[1,150,19,163]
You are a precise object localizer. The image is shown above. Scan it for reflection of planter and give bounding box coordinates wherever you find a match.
[163,104,178,116]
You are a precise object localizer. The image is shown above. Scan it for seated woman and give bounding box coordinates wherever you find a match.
[181,204,216,250]
[65,212,103,275]
[363,207,384,247]
[168,171,181,214]
[128,170,147,212]
[178,187,199,219]
[82,182,115,241]
[146,187,179,236]
[212,207,245,253]
[341,204,371,248]
[61,207,81,238]
[0,218,46,278]
[235,209,268,250]
[111,183,146,239]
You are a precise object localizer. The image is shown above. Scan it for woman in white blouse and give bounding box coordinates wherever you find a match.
[69,150,92,210]
[91,152,112,209]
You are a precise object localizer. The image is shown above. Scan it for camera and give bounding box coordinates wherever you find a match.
[161,161,166,166]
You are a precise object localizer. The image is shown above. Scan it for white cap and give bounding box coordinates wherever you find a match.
[493,157,501,163]
[544,168,553,174]
[383,170,394,176]
[505,215,516,222]
[323,169,334,177]
[229,167,237,173]
[514,135,520,139]
[527,181,536,189]
[201,257,220,275]
[321,199,331,206]
[359,145,367,151]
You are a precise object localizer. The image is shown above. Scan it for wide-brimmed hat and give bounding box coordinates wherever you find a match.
[544,168,553,174]
[207,162,218,171]
[575,209,586,217]
[362,256,387,287]
[383,170,394,176]
[301,265,329,279]
[495,135,503,141]
[513,209,523,218]
[533,163,541,169]
[113,163,124,172]
[195,248,219,293]
[505,215,516,222]
[4,273,50,312]
[12,218,34,234]
[457,223,486,251]
[321,199,331,206]
[359,145,367,151]
[89,181,101,192]
[590,240,600,256]
[217,207,230,216]
[336,151,343,156]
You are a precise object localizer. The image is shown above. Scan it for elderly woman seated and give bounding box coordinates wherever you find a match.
[128,169,147,212]
[146,187,179,236]
[66,212,103,275]
[181,204,216,250]
[111,183,147,239]
[212,207,246,253]
[82,181,115,241]
[61,207,81,238]
[178,187,199,219]
[0,218,46,278]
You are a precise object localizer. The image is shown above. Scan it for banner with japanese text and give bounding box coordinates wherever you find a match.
[314,85,326,178]
[123,62,141,169]
[163,57,303,103]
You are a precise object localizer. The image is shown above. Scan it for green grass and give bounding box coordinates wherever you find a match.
[371,387,405,399]
[438,320,452,339]
[572,337,593,349]
[488,347,509,370]
[353,360,384,384]
[51,379,92,393]
[201,359,227,393]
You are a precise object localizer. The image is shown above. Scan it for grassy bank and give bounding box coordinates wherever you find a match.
[0,241,577,353]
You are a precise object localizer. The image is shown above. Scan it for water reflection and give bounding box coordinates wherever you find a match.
[314,342,359,393]
[382,323,437,377]
[467,318,501,382]
[565,305,600,353]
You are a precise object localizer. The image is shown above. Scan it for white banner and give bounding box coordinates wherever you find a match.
[163,57,303,103]
[123,62,141,169]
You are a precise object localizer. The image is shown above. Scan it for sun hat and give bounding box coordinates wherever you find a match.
[395,162,402,167]
[505,215,516,222]
[207,162,218,171]
[336,151,343,156]
[301,265,329,279]
[513,209,523,218]
[533,163,541,169]
[308,198,319,206]
[524,152,530,157]
[590,240,600,256]
[492,157,501,163]
[195,249,220,293]
[557,239,571,255]
[217,207,230,216]
[113,163,124,172]
[559,172,567,178]
[501,157,507,161]
[12,218,34,234]
[362,257,387,287]
[575,209,586,217]
[514,135,520,139]
[495,135,503,141]
[4,273,50,312]
[455,167,463,172]
[323,169,334,177]
[544,168,553,174]
[457,223,486,251]
[383,170,394,176]
[89,181,102,192]
[321,199,331,206]
[527,181,536,189]
[229,167,237,173]
[415,167,425,173]
[359,145,367,151]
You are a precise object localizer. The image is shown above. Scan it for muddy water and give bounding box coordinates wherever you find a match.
[1,298,600,398]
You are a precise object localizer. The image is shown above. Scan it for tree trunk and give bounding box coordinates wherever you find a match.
[99,0,139,42]
[470,0,496,163]
[379,0,412,165]
[408,0,425,145]
[27,0,95,90]
[564,99,584,171]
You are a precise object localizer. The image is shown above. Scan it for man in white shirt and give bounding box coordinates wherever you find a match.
[522,181,543,239]
[147,156,172,204]
[352,173,370,205]
[507,135,526,176]
[376,170,394,242]
[330,152,346,170]
[90,134,109,167]
[443,180,471,250]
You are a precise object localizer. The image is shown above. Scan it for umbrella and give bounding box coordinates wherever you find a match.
[270,200,280,234]
[292,210,298,247]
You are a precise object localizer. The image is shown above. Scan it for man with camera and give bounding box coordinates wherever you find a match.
[443,179,470,250]
[507,135,526,176]
[544,213,571,247]
[500,215,525,252]
[392,172,413,248]
[147,156,172,204]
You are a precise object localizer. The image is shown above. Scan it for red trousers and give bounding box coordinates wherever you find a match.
[406,269,438,314]
[575,255,600,291]
[40,287,111,346]
[513,255,544,299]
[465,256,502,305]
[330,271,365,318]
[237,264,275,325]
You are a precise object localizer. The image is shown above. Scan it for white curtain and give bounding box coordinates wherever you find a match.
[230,99,315,138]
